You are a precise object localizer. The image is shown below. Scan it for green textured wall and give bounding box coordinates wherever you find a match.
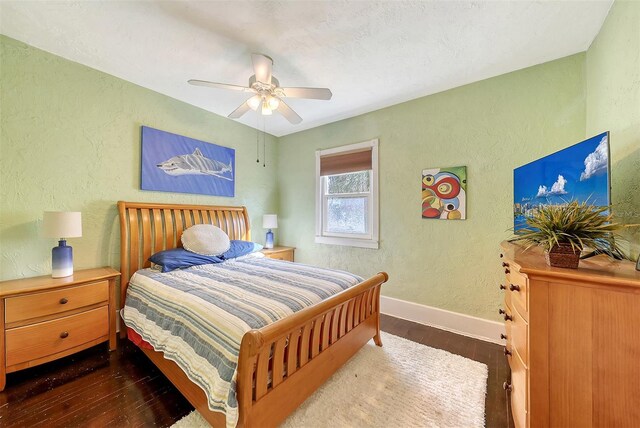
[0,35,279,281]
[586,0,640,259]
[277,54,586,321]
[3,5,638,321]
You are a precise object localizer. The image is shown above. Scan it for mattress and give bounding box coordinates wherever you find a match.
[122,255,362,428]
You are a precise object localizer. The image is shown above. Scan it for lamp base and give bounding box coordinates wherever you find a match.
[265,230,274,249]
[52,239,74,278]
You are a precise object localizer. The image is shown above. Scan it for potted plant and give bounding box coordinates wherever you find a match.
[512,201,630,269]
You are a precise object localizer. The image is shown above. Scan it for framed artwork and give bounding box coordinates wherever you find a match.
[141,126,235,197]
[422,166,467,220]
[513,132,609,232]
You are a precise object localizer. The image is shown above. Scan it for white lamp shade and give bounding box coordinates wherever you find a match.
[43,211,82,238]
[263,214,278,229]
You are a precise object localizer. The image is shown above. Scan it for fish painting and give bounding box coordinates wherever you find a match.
[157,148,233,181]
[141,126,236,197]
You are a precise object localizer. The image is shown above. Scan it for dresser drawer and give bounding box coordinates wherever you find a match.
[5,281,109,324]
[504,302,512,344]
[5,306,109,367]
[511,304,528,367]
[510,348,528,428]
[506,269,528,316]
[503,283,512,310]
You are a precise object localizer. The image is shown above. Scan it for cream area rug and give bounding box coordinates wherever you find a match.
[171,332,488,428]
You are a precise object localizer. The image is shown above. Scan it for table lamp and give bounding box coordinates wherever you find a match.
[43,211,82,278]
[262,214,278,249]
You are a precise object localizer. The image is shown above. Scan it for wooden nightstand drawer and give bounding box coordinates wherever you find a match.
[266,252,293,261]
[0,267,119,391]
[6,306,109,368]
[5,281,109,324]
[261,246,295,262]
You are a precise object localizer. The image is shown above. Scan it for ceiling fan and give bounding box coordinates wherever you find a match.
[188,53,332,124]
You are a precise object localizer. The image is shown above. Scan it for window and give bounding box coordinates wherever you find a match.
[315,139,379,249]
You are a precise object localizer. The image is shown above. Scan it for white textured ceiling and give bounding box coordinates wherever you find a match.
[0,0,612,137]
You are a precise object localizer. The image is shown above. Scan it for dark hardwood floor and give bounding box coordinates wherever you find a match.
[1,315,510,427]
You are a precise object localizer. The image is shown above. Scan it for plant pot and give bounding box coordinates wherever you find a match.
[545,243,581,269]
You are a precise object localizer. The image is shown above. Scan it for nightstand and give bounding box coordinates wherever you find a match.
[261,246,296,262]
[0,267,119,391]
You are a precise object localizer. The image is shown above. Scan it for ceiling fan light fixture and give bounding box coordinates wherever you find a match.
[248,96,262,111]
[267,96,280,110]
[261,100,273,115]
[190,53,331,124]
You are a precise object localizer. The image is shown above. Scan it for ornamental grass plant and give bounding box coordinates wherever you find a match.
[512,200,631,260]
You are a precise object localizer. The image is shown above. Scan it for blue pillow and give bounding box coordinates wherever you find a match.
[148,248,223,273]
[222,240,264,260]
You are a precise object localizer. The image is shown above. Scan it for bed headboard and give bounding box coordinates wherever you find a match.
[117,201,250,307]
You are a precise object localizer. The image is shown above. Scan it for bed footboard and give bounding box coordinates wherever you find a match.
[236,272,389,427]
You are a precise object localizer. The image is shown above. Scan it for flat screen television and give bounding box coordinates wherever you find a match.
[513,131,611,232]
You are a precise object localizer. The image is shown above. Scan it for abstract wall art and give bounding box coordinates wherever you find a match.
[141,126,235,197]
[422,166,467,220]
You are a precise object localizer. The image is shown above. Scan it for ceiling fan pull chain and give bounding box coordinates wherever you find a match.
[263,120,266,168]
[256,114,260,164]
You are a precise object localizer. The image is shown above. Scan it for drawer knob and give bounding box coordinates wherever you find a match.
[500,253,504,258]
[498,308,506,315]
[503,381,512,392]
[499,284,506,290]
[504,268,511,274]
[501,333,508,340]
[502,262,509,267]
[504,314,513,322]
[509,284,521,292]
[60,297,69,304]
[60,331,69,339]
[504,347,512,356]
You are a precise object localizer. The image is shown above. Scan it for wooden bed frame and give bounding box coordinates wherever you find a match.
[117,201,389,427]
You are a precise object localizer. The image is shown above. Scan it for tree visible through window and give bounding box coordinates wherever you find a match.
[325,171,370,234]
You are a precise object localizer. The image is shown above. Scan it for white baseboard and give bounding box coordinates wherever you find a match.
[380,296,505,345]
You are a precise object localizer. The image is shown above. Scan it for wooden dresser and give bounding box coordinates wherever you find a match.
[261,246,295,262]
[0,267,120,391]
[499,241,640,428]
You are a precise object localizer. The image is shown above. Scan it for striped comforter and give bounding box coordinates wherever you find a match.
[122,254,363,428]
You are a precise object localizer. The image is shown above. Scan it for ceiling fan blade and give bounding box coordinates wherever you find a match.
[281,87,332,100]
[228,96,259,119]
[188,79,254,92]
[276,99,303,124]
[251,53,273,84]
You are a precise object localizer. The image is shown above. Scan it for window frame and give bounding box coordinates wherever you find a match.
[315,139,379,249]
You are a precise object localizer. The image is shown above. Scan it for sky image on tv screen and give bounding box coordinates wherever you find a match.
[513,132,610,232]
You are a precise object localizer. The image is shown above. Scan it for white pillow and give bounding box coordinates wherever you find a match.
[181,224,230,256]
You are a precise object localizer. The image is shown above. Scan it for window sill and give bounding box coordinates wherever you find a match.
[315,236,379,249]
